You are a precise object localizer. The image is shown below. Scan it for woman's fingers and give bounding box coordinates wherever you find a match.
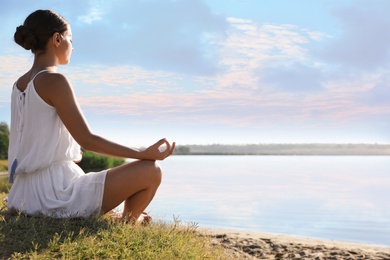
[157,138,167,146]
[165,140,176,156]
[143,138,175,160]
[160,139,175,159]
[169,142,176,155]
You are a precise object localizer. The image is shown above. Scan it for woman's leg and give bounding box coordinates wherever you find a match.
[101,160,162,222]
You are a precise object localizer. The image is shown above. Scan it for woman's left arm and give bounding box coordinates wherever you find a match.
[43,73,175,160]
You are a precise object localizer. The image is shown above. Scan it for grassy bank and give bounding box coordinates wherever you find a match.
[0,177,226,259]
[0,160,7,172]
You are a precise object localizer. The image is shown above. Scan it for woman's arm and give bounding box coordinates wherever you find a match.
[39,72,174,160]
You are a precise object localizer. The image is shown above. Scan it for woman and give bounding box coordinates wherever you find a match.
[8,9,175,224]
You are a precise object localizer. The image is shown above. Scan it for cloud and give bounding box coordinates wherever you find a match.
[77,6,104,24]
[1,1,389,143]
[361,71,390,106]
[260,62,324,92]
[0,55,32,90]
[316,0,390,70]
[70,0,228,75]
[63,15,388,127]
[213,18,326,94]
[0,0,91,23]
[64,64,180,91]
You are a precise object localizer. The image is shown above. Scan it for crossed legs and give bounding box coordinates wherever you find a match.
[101,160,162,224]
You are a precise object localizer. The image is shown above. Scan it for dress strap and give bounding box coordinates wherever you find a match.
[31,70,49,82]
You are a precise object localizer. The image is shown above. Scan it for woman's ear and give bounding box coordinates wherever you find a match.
[52,32,61,46]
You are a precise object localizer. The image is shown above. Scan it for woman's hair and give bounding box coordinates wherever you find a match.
[14,10,69,53]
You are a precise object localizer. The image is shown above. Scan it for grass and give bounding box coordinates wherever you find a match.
[0,160,7,172]
[0,177,11,193]
[0,177,227,259]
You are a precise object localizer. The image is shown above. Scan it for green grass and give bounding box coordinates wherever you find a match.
[0,160,7,172]
[0,179,226,259]
[0,177,11,193]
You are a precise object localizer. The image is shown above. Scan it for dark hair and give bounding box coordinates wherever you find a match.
[14,10,69,52]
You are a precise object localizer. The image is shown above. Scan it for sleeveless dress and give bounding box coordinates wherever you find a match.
[7,71,107,218]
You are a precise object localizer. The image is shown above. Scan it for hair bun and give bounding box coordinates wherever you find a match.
[14,25,38,51]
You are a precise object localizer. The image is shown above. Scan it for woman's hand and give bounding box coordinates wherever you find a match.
[140,138,176,161]
[73,150,83,163]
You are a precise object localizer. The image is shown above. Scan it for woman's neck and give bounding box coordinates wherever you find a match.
[28,58,58,81]
[32,51,59,73]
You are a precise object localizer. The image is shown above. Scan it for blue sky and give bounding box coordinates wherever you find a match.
[1,0,389,146]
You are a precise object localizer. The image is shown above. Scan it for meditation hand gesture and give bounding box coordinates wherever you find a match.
[141,138,175,161]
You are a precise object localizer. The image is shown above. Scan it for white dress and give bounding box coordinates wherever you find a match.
[7,70,107,218]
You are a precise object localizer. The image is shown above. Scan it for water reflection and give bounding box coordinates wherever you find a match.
[125,156,390,246]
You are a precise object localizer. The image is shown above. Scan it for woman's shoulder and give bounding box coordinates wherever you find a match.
[37,71,69,84]
[34,71,72,92]
[15,72,31,92]
[34,72,73,106]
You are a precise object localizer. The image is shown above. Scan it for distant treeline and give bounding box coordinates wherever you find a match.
[173,144,390,155]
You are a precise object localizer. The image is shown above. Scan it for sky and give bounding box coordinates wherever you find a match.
[0,0,389,147]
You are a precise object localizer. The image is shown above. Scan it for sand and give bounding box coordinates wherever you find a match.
[203,228,390,259]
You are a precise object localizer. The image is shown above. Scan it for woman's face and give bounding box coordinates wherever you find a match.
[57,25,73,65]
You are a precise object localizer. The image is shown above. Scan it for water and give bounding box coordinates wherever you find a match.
[124,156,390,246]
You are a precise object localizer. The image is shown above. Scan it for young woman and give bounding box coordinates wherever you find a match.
[8,9,175,224]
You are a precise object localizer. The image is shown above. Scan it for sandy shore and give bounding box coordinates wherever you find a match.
[203,228,390,259]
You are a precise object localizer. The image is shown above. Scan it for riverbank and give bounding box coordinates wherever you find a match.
[205,228,390,259]
[1,171,389,259]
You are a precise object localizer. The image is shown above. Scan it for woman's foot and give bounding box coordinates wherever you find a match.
[107,210,152,226]
[107,210,123,221]
[137,212,152,226]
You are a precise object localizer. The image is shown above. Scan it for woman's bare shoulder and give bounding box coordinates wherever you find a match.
[15,72,31,92]
[38,71,70,85]
[34,72,74,106]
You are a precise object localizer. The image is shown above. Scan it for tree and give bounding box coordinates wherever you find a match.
[173,145,190,155]
[0,122,9,160]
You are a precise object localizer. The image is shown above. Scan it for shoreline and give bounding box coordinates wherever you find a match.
[202,228,390,259]
[2,171,389,258]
